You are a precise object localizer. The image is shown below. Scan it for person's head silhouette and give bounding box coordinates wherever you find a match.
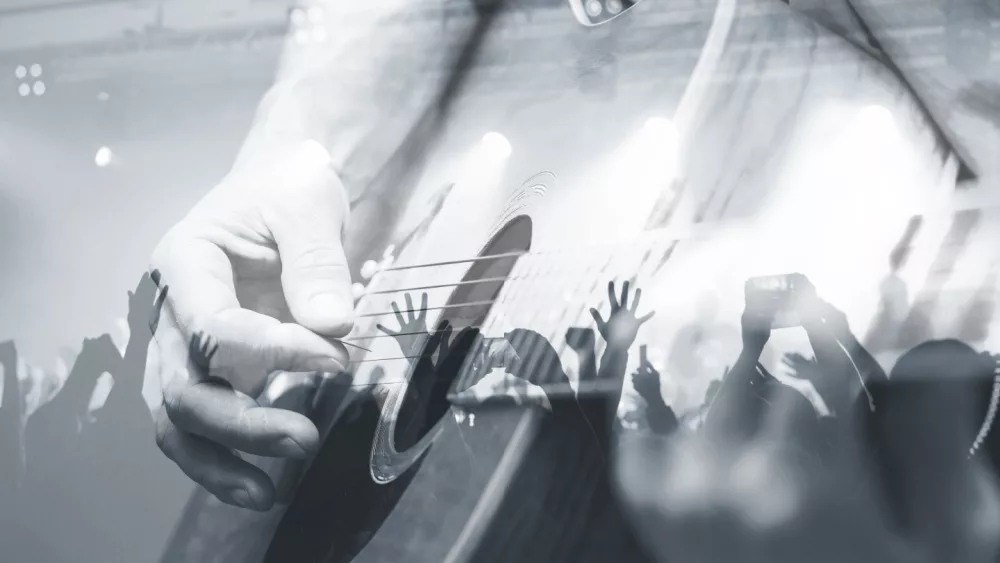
[870,339,998,540]
[503,329,568,388]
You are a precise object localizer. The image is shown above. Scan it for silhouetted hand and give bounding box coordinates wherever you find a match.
[0,340,15,367]
[376,293,430,358]
[590,281,655,351]
[433,322,457,362]
[632,360,662,402]
[809,299,852,344]
[740,308,771,354]
[78,334,121,376]
[127,271,160,333]
[149,142,353,511]
[473,337,520,374]
[781,352,820,381]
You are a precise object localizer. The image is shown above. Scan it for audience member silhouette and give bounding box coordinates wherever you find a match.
[863,340,1000,563]
[465,281,657,563]
[0,339,24,552]
[8,258,1000,563]
[865,222,918,353]
[641,288,901,563]
[4,271,186,563]
[632,357,680,435]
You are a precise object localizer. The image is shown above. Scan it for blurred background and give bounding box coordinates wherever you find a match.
[0,1,997,562]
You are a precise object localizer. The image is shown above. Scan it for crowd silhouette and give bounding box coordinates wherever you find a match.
[3,258,1000,563]
[0,271,190,563]
[625,270,1000,563]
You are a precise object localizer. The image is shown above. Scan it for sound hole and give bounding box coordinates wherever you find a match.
[264,215,532,563]
[394,215,532,450]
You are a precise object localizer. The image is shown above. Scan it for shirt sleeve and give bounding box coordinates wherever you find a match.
[232,0,475,201]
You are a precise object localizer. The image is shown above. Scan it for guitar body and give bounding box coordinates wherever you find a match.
[160,1,971,562]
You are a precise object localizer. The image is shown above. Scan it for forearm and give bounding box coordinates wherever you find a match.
[841,333,887,386]
[644,397,679,435]
[596,348,630,427]
[110,334,154,400]
[2,353,19,415]
[231,0,471,198]
[701,347,766,440]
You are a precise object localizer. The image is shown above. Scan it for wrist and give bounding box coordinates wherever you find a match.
[738,343,765,361]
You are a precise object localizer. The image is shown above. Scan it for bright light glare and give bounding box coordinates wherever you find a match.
[95,146,113,167]
[858,104,895,131]
[29,63,42,78]
[594,116,681,241]
[18,84,30,97]
[308,6,324,23]
[290,8,307,26]
[351,282,366,299]
[294,29,310,45]
[360,259,379,280]
[32,81,45,96]
[481,132,512,160]
[14,65,26,79]
[643,116,680,145]
[301,139,330,163]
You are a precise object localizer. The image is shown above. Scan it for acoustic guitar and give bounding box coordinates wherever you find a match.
[159,0,968,561]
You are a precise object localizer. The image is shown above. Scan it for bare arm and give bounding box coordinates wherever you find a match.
[231,0,473,197]
[0,341,19,422]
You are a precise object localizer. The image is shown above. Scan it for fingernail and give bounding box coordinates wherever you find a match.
[229,486,262,510]
[275,435,311,459]
[315,355,347,374]
[306,294,354,334]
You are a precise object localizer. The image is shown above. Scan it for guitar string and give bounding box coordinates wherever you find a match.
[348,268,652,344]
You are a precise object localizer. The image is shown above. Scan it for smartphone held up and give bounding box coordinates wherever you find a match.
[744,273,816,329]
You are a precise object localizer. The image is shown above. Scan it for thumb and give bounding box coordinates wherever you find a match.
[266,151,355,337]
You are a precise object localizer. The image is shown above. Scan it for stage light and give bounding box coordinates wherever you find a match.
[294,29,310,45]
[14,65,26,79]
[300,138,331,166]
[351,282,366,299]
[95,146,113,167]
[29,63,42,78]
[858,104,895,131]
[644,116,678,140]
[481,131,512,159]
[360,259,379,280]
[607,0,623,14]
[32,81,45,96]
[290,7,307,26]
[17,83,29,97]
[586,0,603,16]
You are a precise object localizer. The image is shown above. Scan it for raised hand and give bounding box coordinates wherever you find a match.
[478,338,520,372]
[376,293,430,358]
[139,270,170,336]
[78,334,122,375]
[433,322,457,363]
[781,352,819,380]
[188,331,220,372]
[632,360,662,402]
[740,308,772,355]
[127,271,160,334]
[590,281,655,351]
[0,340,15,367]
